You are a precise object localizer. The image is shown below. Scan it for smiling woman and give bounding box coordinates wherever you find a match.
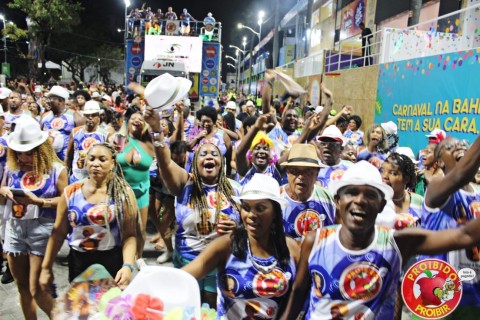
[144,104,241,308]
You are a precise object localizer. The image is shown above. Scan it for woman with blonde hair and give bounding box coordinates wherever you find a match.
[40,142,138,291]
[0,115,68,319]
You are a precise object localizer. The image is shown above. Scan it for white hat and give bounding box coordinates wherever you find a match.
[184,98,191,107]
[7,115,49,152]
[426,128,446,139]
[144,73,192,111]
[381,121,397,135]
[34,86,42,93]
[318,125,347,146]
[329,161,393,201]
[81,100,104,115]
[226,101,237,110]
[395,147,418,164]
[246,100,254,107]
[91,91,101,99]
[0,87,11,100]
[233,174,288,211]
[46,85,69,101]
[0,105,4,117]
[101,94,112,102]
[314,106,324,113]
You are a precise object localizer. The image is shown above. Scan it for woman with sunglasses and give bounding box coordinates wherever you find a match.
[0,115,68,319]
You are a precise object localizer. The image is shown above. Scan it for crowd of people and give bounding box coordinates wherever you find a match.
[0,68,479,320]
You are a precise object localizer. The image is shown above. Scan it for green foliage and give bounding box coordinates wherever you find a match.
[3,23,28,42]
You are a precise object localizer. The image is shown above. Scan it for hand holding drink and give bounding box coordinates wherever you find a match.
[217,212,236,235]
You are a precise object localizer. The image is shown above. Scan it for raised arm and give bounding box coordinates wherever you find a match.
[425,134,480,208]
[262,70,276,125]
[144,105,189,196]
[396,213,480,263]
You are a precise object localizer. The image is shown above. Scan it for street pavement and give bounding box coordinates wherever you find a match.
[0,224,172,320]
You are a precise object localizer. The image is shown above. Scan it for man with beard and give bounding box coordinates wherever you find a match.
[4,89,25,134]
[267,98,300,155]
[41,86,81,161]
[65,101,110,183]
[0,87,11,115]
[315,125,352,188]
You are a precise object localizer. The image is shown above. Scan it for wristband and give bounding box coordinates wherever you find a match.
[122,263,135,272]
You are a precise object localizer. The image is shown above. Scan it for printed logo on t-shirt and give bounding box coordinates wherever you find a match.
[51,117,66,130]
[252,268,290,298]
[339,262,384,302]
[21,172,46,191]
[294,209,324,237]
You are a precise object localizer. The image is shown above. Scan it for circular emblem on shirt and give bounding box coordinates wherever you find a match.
[402,259,462,319]
[51,117,65,130]
[220,274,239,299]
[86,204,114,226]
[339,262,383,302]
[330,169,345,181]
[20,171,46,191]
[81,137,98,150]
[206,191,230,210]
[252,268,290,298]
[68,210,78,228]
[294,209,323,237]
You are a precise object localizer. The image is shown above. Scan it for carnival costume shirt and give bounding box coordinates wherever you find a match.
[41,112,75,161]
[267,124,300,155]
[3,112,22,134]
[280,185,335,241]
[64,182,121,252]
[306,225,402,319]
[316,160,353,188]
[420,184,480,306]
[70,126,109,183]
[240,164,281,187]
[5,162,65,221]
[217,251,296,319]
[175,176,241,261]
[393,192,423,230]
[357,150,386,170]
[0,137,8,183]
[344,130,364,147]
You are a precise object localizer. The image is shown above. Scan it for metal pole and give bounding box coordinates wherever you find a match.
[2,19,6,64]
[124,4,128,85]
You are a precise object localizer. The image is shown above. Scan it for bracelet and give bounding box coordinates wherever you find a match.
[122,263,135,272]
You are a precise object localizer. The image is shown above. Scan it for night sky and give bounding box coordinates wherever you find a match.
[0,0,297,77]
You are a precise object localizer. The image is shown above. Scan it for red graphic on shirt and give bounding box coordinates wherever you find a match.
[339,263,383,302]
[294,209,322,237]
[51,117,65,130]
[86,204,114,226]
[21,172,45,191]
[206,191,230,210]
[81,137,98,150]
[252,269,289,298]
[330,169,345,181]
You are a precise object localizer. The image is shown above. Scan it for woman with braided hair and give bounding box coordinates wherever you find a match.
[39,142,139,291]
[144,104,241,308]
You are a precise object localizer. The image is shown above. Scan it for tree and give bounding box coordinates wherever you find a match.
[2,22,28,59]
[8,0,83,80]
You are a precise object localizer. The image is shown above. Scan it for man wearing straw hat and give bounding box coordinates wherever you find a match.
[279,143,336,241]
[65,101,110,183]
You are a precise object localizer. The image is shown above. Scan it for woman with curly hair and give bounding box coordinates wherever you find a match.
[357,124,388,169]
[0,115,68,319]
[144,105,241,308]
[381,153,423,230]
[40,143,138,291]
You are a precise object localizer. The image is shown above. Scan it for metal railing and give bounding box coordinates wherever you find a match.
[126,18,222,42]
[324,2,480,72]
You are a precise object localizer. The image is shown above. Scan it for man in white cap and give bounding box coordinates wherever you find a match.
[281,160,480,320]
[224,101,242,131]
[315,125,353,188]
[65,100,110,183]
[41,85,81,161]
[4,89,25,134]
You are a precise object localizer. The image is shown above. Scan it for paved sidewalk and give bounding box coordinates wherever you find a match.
[0,228,172,320]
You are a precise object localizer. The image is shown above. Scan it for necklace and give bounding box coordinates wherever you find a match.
[392,190,406,202]
[247,240,277,274]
